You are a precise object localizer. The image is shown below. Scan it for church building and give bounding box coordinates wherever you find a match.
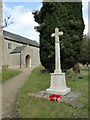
[3,30,40,69]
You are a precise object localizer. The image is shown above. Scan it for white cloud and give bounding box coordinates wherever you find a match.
[19,12,38,27]
[82,0,88,9]
[83,17,88,34]
[82,0,89,34]
[3,1,89,41]
[3,4,39,43]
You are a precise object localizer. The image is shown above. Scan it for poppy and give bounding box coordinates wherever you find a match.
[28,93,30,96]
[65,99,68,103]
[49,94,62,101]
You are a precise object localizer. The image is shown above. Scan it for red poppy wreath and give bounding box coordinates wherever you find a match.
[49,94,62,101]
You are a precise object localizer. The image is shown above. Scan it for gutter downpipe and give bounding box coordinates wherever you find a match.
[20,52,21,69]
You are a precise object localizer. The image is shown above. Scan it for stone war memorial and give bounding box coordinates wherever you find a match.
[46,28,70,95]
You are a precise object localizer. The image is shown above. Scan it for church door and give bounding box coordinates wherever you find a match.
[25,55,30,67]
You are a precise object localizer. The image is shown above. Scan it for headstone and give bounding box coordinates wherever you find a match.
[46,28,70,95]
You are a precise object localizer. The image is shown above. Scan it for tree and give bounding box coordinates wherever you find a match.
[33,2,85,72]
[3,15,13,28]
[79,35,89,65]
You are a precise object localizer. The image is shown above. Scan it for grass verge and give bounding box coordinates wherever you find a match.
[16,66,88,118]
[2,69,22,83]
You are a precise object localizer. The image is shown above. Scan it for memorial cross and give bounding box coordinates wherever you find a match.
[51,28,63,73]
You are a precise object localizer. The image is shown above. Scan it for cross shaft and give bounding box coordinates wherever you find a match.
[51,28,63,73]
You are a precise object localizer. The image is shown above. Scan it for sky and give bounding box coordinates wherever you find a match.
[3,0,89,43]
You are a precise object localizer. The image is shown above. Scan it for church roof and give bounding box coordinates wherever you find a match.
[10,46,26,54]
[3,30,39,48]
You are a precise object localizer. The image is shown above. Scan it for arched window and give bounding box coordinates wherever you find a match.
[8,43,12,49]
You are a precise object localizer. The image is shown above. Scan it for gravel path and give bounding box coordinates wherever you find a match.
[2,67,33,118]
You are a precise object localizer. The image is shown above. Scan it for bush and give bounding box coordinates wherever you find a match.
[33,2,85,72]
[73,63,80,73]
[2,65,8,70]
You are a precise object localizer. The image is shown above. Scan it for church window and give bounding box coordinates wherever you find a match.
[8,43,12,49]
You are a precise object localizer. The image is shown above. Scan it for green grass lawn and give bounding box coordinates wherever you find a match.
[16,66,88,118]
[2,69,22,83]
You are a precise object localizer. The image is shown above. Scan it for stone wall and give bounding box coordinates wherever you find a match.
[10,53,20,69]
[4,39,23,67]
[4,39,40,69]
[21,45,40,68]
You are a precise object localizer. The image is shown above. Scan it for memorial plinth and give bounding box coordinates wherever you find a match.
[46,28,70,95]
[46,72,70,95]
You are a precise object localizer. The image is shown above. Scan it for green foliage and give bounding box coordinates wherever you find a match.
[16,66,88,118]
[79,35,89,65]
[33,2,85,72]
